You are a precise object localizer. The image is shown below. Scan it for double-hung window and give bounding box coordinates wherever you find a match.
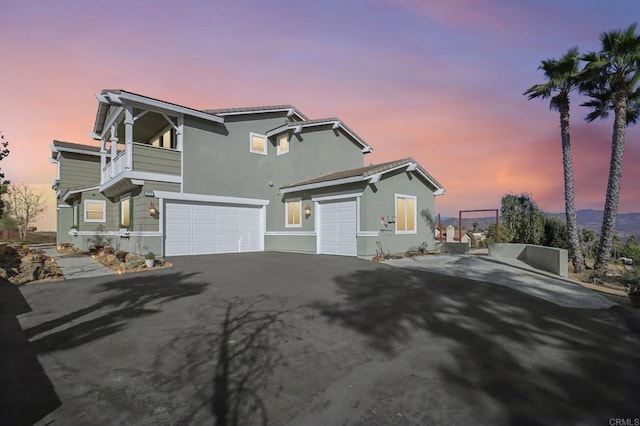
[395,194,416,234]
[84,200,106,223]
[250,132,267,155]
[286,199,301,227]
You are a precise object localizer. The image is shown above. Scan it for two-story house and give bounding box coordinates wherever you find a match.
[51,90,445,257]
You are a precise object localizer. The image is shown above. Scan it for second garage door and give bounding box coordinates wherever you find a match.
[165,202,263,256]
[318,198,357,256]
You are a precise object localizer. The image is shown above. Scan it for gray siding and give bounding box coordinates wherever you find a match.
[59,153,101,190]
[132,143,181,175]
[56,206,74,244]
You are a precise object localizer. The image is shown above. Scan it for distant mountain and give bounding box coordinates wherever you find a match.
[439,209,640,240]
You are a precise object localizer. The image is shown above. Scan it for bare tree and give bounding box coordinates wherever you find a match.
[5,183,46,240]
[0,131,11,217]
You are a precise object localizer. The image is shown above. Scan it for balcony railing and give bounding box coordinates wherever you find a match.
[101,150,127,184]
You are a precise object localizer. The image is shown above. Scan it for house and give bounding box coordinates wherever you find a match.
[51,90,445,257]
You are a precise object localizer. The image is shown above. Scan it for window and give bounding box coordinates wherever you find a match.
[395,194,416,234]
[84,200,106,223]
[277,133,289,155]
[286,199,301,227]
[120,197,133,229]
[151,128,176,149]
[72,203,79,227]
[250,132,267,155]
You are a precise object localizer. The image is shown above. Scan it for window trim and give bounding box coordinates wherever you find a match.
[119,196,133,230]
[395,194,417,235]
[83,199,106,223]
[277,133,289,156]
[285,198,302,228]
[250,132,267,155]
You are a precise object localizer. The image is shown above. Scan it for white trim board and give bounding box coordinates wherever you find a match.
[311,190,363,202]
[264,231,316,236]
[154,191,270,206]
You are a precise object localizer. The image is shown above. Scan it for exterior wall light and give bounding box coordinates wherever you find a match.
[304,205,312,217]
[149,202,158,217]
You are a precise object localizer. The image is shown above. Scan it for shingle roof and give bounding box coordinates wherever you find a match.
[281,158,444,190]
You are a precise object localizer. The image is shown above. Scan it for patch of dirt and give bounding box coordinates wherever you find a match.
[0,244,64,285]
[88,247,173,274]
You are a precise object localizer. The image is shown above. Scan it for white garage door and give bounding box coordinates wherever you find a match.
[165,202,263,256]
[318,198,357,256]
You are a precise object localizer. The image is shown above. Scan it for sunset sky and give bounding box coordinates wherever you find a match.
[1,0,639,231]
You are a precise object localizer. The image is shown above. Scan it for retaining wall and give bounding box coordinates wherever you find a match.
[488,243,568,277]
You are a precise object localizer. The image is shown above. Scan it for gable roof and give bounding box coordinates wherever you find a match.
[93,89,224,137]
[204,105,308,121]
[51,140,103,158]
[280,158,445,195]
[265,118,372,153]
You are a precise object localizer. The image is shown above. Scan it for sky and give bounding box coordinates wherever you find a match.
[1,0,639,231]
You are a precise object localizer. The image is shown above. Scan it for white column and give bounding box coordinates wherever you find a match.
[176,115,184,151]
[100,150,106,183]
[124,105,134,170]
[109,126,118,179]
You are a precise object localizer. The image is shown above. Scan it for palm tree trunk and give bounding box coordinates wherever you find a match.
[594,94,627,272]
[559,105,584,272]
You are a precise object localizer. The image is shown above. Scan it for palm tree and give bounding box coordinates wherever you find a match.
[524,47,585,272]
[580,23,640,272]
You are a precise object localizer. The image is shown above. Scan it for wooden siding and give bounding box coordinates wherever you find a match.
[59,153,101,189]
[132,143,181,175]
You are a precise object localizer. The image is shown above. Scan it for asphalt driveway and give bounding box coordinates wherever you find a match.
[3,252,640,425]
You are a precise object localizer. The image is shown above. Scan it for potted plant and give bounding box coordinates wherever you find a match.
[144,252,155,268]
[627,283,640,309]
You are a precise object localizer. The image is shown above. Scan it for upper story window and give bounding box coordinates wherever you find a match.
[286,198,301,227]
[84,199,106,223]
[151,128,176,149]
[250,132,267,155]
[395,194,416,234]
[277,134,289,155]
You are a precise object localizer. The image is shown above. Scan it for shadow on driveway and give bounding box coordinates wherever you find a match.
[313,266,640,424]
[153,295,294,425]
[0,278,61,425]
[25,271,209,354]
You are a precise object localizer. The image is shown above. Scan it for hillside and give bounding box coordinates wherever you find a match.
[440,209,640,240]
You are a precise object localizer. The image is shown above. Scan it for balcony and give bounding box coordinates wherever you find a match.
[100,143,182,195]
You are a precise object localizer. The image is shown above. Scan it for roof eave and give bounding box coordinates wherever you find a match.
[280,175,365,194]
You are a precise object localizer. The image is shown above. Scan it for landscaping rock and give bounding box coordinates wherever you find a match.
[0,267,6,278]
[123,260,145,269]
[103,254,119,266]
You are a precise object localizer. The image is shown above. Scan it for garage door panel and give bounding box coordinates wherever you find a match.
[319,199,357,256]
[165,202,263,256]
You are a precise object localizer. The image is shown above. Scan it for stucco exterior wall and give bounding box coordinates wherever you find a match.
[358,169,437,257]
